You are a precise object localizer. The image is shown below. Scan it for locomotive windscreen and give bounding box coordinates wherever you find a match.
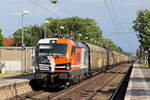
[37,44,67,56]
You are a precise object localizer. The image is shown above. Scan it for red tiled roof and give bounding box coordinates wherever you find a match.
[5,37,14,46]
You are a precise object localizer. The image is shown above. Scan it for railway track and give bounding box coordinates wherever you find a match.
[11,63,132,100]
[88,64,131,100]
[49,63,132,100]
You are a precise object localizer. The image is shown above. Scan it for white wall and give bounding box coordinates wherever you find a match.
[1,61,21,73]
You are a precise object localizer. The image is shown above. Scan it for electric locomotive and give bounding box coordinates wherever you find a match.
[32,36,130,88]
[34,36,89,88]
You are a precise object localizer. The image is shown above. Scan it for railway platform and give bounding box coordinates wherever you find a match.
[0,74,34,87]
[125,63,150,100]
[0,74,34,100]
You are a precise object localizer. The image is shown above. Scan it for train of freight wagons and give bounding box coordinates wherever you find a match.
[31,34,130,89]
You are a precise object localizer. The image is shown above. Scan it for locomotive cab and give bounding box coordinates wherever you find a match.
[36,42,69,73]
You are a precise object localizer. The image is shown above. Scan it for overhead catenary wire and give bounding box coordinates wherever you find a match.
[107,37,138,39]
[108,0,121,27]
[120,22,150,25]
[128,27,150,38]
[104,0,119,34]
[139,32,150,39]
[55,2,74,17]
[26,0,62,18]
[27,0,74,18]
[112,32,136,34]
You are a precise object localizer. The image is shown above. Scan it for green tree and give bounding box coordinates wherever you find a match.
[102,38,123,53]
[133,9,150,65]
[133,9,150,46]
[13,17,103,46]
[12,16,129,56]
[0,29,5,46]
[46,16,103,43]
[13,25,44,46]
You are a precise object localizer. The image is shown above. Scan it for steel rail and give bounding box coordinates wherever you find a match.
[41,63,127,100]
[12,90,44,100]
[10,63,130,100]
[110,64,133,100]
[86,64,128,100]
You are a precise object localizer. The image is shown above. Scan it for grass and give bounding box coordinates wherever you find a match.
[0,73,22,79]
[144,63,148,67]
[142,63,150,69]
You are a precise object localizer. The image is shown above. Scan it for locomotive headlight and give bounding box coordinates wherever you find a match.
[66,66,70,70]
[35,66,38,69]
[35,63,38,69]
[66,64,70,70]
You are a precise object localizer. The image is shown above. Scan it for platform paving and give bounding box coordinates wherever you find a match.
[125,63,150,100]
[0,74,34,87]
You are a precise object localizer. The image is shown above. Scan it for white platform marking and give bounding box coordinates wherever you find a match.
[125,64,150,100]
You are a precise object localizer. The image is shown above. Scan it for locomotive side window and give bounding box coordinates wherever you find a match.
[71,46,75,55]
[84,50,88,66]
[77,52,81,62]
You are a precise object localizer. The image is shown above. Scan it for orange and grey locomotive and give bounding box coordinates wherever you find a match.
[33,37,130,88]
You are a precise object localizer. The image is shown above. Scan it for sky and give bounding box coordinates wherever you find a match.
[0,0,150,55]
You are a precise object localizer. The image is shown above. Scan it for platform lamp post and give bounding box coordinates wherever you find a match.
[60,26,64,35]
[85,37,88,40]
[99,43,103,47]
[44,20,50,38]
[94,40,97,43]
[98,42,100,45]
[21,10,31,74]
[79,34,82,40]
[90,38,93,43]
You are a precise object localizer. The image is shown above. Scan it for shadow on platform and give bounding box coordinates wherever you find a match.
[126,88,150,96]
[134,66,149,69]
[2,74,34,80]
[129,77,150,82]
